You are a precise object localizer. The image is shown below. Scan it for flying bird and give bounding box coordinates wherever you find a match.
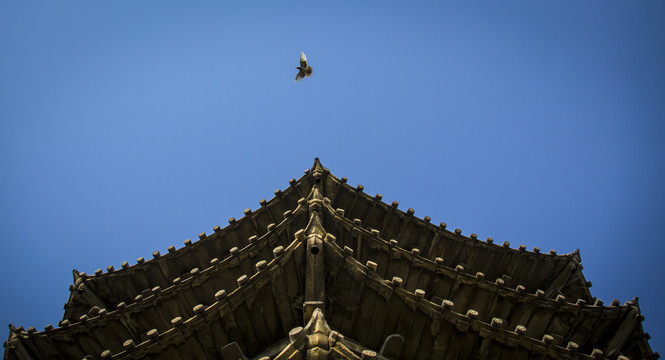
[295,52,313,82]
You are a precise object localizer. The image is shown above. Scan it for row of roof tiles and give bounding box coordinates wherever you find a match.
[7,225,643,359]
[71,164,584,290]
[66,194,600,330]
[13,224,649,358]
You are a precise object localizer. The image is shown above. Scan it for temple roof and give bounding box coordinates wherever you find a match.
[4,159,657,360]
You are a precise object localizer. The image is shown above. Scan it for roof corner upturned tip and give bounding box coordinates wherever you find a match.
[570,248,582,262]
[72,269,82,283]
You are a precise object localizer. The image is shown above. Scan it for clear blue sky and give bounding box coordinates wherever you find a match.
[2,1,664,353]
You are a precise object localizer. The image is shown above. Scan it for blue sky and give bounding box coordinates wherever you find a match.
[2,1,664,353]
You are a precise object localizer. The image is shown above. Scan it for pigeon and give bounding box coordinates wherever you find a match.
[295,52,313,82]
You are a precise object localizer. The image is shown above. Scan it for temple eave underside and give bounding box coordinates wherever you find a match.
[4,159,657,360]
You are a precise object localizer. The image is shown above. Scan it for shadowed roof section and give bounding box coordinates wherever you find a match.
[4,159,657,360]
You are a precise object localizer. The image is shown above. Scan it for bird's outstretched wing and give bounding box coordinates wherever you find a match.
[300,52,308,68]
[295,69,306,82]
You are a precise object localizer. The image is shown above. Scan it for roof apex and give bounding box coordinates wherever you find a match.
[311,157,324,173]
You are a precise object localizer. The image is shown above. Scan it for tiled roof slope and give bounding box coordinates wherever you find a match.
[4,158,657,360]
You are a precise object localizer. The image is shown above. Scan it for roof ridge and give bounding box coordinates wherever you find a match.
[9,231,307,359]
[323,200,592,299]
[323,228,631,327]
[323,240,605,360]
[122,237,305,359]
[63,202,309,322]
[69,171,316,282]
[325,170,582,259]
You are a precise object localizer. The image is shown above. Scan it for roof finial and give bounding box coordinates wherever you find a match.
[311,158,324,173]
[305,211,326,236]
[304,308,331,335]
[307,186,324,214]
[308,185,323,201]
